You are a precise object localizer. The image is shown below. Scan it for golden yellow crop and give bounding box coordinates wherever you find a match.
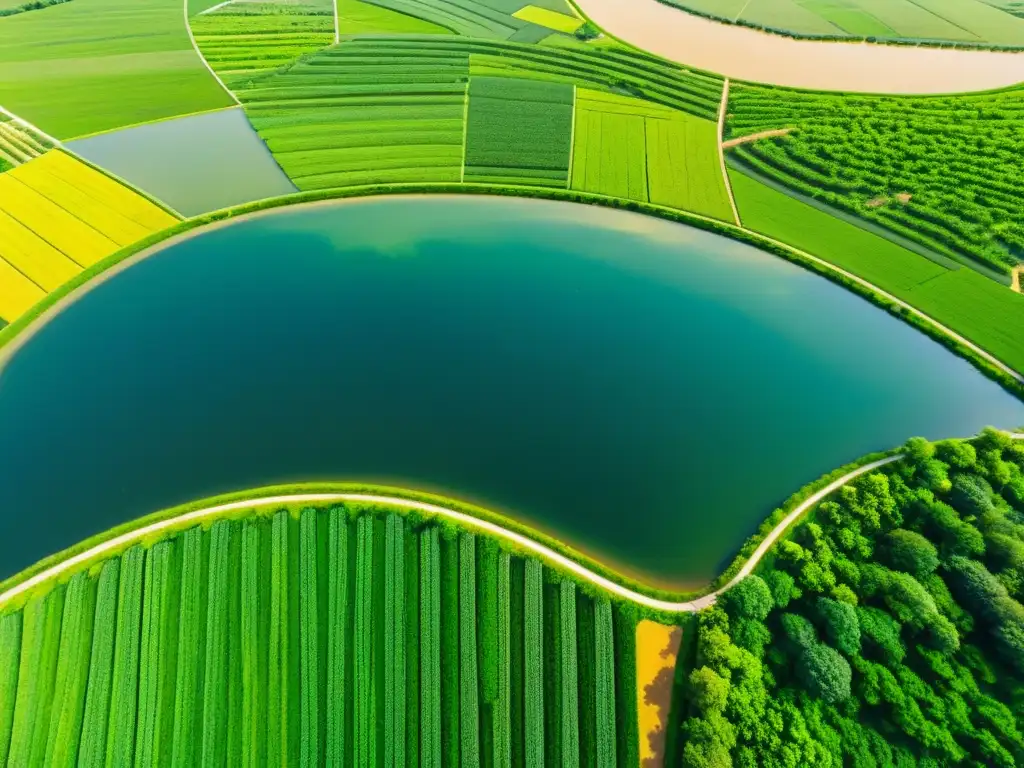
[0,256,45,324]
[0,174,117,267]
[34,151,178,233]
[10,164,152,247]
[0,210,81,291]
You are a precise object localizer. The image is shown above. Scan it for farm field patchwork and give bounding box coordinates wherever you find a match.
[657,0,1024,45]
[229,33,727,202]
[726,81,1024,283]
[0,150,178,324]
[359,0,577,40]
[0,504,644,765]
[0,0,234,139]
[729,169,1024,374]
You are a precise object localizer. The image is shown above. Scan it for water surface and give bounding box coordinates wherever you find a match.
[67,107,296,216]
[0,196,1021,586]
[573,0,1024,94]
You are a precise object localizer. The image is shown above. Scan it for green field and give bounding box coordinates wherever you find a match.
[0,502,643,765]
[729,169,1024,374]
[570,88,734,221]
[464,76,574,186]
[0,0,234,139]
[658,0,1024,46]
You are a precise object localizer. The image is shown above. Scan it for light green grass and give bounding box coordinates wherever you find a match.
[511,4,581,33]
[0,0,233,139]
[730,168,1024,373]
[646,112,733,221]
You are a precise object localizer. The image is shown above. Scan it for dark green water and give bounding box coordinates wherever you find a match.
[0,196,1021,587]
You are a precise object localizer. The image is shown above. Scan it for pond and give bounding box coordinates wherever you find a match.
[67,107,296,217]
[0,196,1021,587]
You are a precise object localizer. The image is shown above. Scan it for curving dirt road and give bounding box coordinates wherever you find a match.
[4,436,1021,613]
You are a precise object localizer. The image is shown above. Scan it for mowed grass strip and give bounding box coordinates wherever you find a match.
[464,76,573,187]
[77,561,119,768]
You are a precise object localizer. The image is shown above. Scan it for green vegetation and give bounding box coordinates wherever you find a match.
[359,0,576,40]
[729,170,1024,376]
[0,501,643,763]
[0,0,233,139]
[657,0,1024,47]
[571,88,732,220]
[464,76,573,186]
[676,430,1024,766]
[727,84,1024,280]
[0,0,72,18]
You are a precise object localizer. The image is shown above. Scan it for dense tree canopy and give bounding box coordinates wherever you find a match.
[675,431,1024,767]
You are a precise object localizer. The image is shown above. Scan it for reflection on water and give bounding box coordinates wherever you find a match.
[0,196,1021,586]
[67,107,296,216]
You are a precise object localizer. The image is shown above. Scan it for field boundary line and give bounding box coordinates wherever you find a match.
[716,79,741,226]
[0,105,62,148]
[567,84,577,188]
[460,83,469,182]
[4,435,1021,613]
[198,0,237,14]
[333,0,340,43]
[184,0,241,106]
[63,105,240,143]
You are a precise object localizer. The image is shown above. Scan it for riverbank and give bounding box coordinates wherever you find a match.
[2,185,1021,409]
[571,0,1024,93]
[3,434,1021,614]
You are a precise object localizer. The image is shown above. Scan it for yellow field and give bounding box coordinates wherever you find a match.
[636,618,683,766]
[0,150,179,324]
[512,4,583,33]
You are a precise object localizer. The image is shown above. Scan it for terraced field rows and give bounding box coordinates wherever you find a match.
[0,506,641,764]
[0,115,50,170]
[360,0,576,40]
[0,150,178,324]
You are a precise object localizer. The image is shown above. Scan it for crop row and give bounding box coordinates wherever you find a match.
[0,507,641,763]
[321,34,722,119]
[727,83,1024,278]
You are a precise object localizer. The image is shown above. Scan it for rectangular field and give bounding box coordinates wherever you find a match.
[464,76,574,187]
[0,150,178,324]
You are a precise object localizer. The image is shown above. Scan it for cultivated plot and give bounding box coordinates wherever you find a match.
[0,0,234,139]
[464,76,574,187]
[570,89,733,221]
[0,506,642,765]
[0,151,178,324]
[726,82,1024,282]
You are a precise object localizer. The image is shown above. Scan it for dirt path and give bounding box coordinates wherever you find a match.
[1,435,1021,613]
[722,128,793,149]
[570,0,1024,94]
[717,79,741,227]
[1013,265,1022,294]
